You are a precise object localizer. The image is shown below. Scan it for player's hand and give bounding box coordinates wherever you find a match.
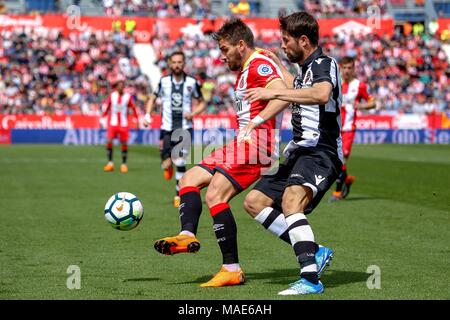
[237,123,256,145]
[245,88,275,103]
[257,48,282,67]
[99,117,107,129]
[143,113,152,127]
[184,112,194,121]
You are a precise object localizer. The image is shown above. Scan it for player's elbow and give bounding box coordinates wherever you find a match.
[316,92,330,105]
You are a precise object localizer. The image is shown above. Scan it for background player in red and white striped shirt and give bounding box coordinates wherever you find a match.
[330,56,378,201]
[101,80,139,173]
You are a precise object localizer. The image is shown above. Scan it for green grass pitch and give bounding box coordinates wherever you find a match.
[0,144,449,300]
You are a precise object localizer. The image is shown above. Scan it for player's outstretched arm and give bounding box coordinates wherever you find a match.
[245,81,332,106]
[257,48,295,88]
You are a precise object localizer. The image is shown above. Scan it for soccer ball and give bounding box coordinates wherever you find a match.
[104,192,144,231]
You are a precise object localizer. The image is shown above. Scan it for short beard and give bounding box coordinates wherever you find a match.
[287,50,304,64]
[172,69,183,76]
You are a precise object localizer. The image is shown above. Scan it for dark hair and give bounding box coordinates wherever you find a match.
[169,51,185,61]
[340,56,355,66]
[279,12,319,45]
[212,18,254,47]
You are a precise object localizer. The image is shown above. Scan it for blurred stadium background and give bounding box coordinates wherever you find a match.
[0,0,449,145]
[0,1,449,300]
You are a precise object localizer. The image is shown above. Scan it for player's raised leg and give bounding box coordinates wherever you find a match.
[200,172,244,288]
[154,165,212,255]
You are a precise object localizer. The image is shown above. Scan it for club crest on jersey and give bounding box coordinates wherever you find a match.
[187,86,192,92]
[302,69,313,87]
[238,74,247,89]
[257,64,273,76]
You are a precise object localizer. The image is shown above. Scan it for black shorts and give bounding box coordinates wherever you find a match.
[160,128,193,161]
[253,147,342,214]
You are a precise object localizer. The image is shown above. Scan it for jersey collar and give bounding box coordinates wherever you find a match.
[242,50,259,70]
[300,46,323,67]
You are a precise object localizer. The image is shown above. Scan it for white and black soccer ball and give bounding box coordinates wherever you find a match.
[104,192,144,231]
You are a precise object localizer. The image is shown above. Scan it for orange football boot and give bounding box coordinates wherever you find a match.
[328,191,342,203]
[154,234,200,255]
[120,164,128,173]
[103,162,114,172]
[342,175,356,199]
[200,267,245,288]
[173,196,181,208]
[163,166,174,180]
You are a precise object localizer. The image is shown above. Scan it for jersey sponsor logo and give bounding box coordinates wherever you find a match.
[314,174,326,185]
[257,64,273,76]
[171,92,182,107]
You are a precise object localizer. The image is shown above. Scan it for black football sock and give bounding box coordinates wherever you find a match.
[335,164,347,192]
[121,144,128,164]
[179,186,202,235]
[209,203,239,265]
[106,142,113,162]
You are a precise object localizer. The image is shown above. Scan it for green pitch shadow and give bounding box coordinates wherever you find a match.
[173,269,368,288]
[122,278,161,282]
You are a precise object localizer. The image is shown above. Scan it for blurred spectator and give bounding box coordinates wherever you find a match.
[229,0,251,17]
[0,0,6,14]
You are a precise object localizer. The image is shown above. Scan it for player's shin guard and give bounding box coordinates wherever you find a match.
[335,164,347,192]
[210,203,239,265]
[107,142,113,161]
[175,166,186,196]
[179,186,202,235]
[286,213,319,285]
[121,144,128,164]
[254,207,291,244]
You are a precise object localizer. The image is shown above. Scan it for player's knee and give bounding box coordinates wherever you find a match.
[282,187,310,214]
[179,173,191,188]
[205,187,220,208]
[244,191,265,217]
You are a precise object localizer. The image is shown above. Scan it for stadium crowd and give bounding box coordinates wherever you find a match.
[153,25,449,115]
[300,0,389,18]
[0,28,151,115]
[97,0,388,18]
[100,0,214,18]
[0,20,449,115]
